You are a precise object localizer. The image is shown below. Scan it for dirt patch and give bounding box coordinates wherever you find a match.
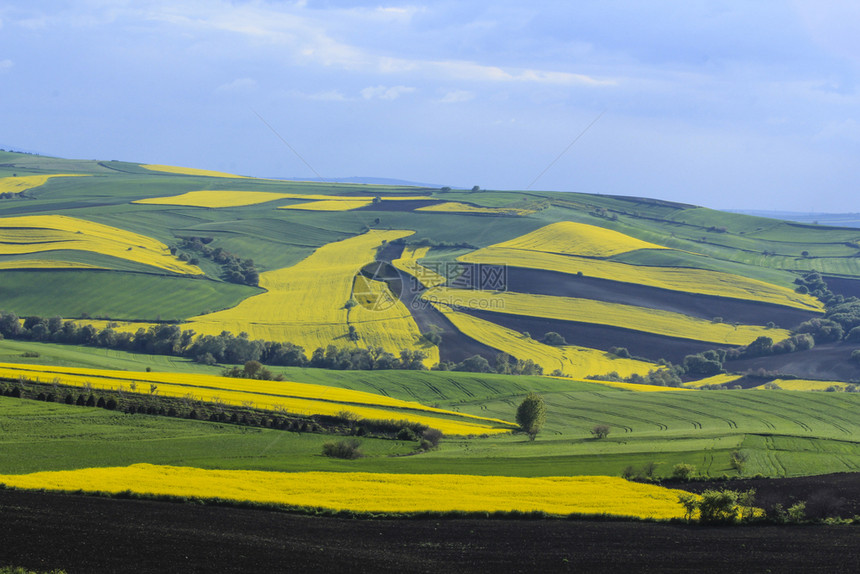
[461,308,719,363]
[725,342,860,382]
[666,472,860,519]
[0,489,856,573]
[504,266,820,328]
[356,200,443,212]
[824,275,860,299]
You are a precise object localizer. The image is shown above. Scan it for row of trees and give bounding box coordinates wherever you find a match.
[0,311,545,375]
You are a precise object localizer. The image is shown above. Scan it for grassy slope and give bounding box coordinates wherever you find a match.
[1,341,857,479]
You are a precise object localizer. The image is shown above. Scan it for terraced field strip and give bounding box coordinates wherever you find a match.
[0,363,513,435]
[0,174,89,194]
[416,202,536,216]
[0,260,104,270]
[0,464,692,519]
[482,221,670,257]
[431,303,657,379]
[460,247,822,312]
[424,287,791,346]
[186,230,438,365]
[0,215,202,275]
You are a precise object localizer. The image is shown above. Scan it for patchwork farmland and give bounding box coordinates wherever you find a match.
[1,150,859,571]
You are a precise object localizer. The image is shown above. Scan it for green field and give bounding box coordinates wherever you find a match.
[2,150,860,487]
[2,349,858,479]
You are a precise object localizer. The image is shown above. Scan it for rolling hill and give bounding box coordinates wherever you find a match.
[1,150,859,496]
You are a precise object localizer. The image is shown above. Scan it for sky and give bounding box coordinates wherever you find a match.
[1,1,859,212]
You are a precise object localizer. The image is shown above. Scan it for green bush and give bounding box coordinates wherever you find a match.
[671,463,696,480]
[322,438,363,459]
[697,489,739,524]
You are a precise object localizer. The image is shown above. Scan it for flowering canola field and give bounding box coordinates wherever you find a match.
[756,379,853,391]
[431,303,657,378]
[424,287,791,346]
[0,174,89,195]
[185,230,439,365]
[0,362,513,435]
[281,199,374,211]
[0,464,692,519]
[485,221,669,258]
[461,247,821,311]
[134,190,301,208]
[141,164,250,178]
[391,246,447,288]
[0,215,203,275]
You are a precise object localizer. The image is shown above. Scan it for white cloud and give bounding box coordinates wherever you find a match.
[814,119,860,143]
[216,77,257,92]
[438,89,475,104]
[289,89,351,101]
[0,59,13,71]
[361,85,415,100]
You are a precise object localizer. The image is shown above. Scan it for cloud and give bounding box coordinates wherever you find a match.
[438,89,475,104]
[361,85,415,100]
[814,119,860,144]
[288,89,351,101]
[216,77,257,93]
[0,59,13,71]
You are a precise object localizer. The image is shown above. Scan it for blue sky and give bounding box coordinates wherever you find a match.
[1,1,859,211]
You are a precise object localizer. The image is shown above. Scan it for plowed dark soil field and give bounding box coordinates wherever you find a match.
[1,487,857,574]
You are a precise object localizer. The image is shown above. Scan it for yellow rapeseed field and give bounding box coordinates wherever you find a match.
[460,247,822,312]
[424,287,791,346]
[486,221,668,258]
[577,379,694,392]
[186,230,439,366]
[416,202,536,216]
[0,362,513,435]
[682,374,745,388]
[134,190,299,208]
[756,379,852,391]
[0,464,692,519]
[0,174,89,194]
[391,246,448,288]
[0,215,202,275]
[141,164,250,178]
[280,199,374,211]
[431,304,656,379]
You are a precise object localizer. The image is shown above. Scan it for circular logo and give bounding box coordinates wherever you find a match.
[353,261,403,312]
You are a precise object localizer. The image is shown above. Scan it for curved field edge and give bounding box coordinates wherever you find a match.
[0,464,692,520]
[0,362,514,436]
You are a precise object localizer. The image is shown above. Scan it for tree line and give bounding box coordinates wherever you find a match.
[0,311,541,375]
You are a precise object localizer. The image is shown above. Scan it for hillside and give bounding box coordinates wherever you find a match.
[1,150,858,383]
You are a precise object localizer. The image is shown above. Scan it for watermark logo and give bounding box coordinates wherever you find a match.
[355,261,508,313]
[353,261,402,312]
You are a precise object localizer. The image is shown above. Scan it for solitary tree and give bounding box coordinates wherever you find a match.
[516,392,546,440]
